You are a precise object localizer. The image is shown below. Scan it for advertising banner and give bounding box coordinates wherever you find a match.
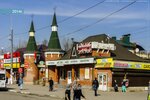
[95,58,113,68]
[114,60,150,70]
[4,63,20,68]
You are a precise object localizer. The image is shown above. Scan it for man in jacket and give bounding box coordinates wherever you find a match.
[92,77,99,96]
[48,77,54,91]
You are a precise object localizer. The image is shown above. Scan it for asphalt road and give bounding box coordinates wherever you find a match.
[0,91,61,100]
[0,89,148,100]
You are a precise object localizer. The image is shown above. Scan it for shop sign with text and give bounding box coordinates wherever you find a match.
[91,42,115,50]
[4,63,20,68]
[46,58,95,66]
[95,58,113,68]
[76,42,92,54]
[114,60,150,70]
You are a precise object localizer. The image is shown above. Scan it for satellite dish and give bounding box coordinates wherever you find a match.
[135,48,139,53]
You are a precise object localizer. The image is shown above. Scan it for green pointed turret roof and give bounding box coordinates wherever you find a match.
[48,31,61,50]
[29,21,35,32]
[51,12,58,27]
[26,21,37,52]
[47,13,62,51]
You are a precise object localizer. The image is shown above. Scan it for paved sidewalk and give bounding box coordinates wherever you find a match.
[7,84,148,100]
[8,84,65,99]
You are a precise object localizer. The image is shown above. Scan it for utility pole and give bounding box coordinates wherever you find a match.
[0,8,24,84]
[9,15,13,84]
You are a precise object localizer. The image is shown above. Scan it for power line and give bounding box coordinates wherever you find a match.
[11,0,137,41]
[13,0,106,36]
[58,0,106,23]
[65,0,138,36]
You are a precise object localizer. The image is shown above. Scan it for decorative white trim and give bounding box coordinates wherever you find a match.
[52,26,57,31]
[45,52,64,55]
[24,53,34,58]
[29,32,35,36]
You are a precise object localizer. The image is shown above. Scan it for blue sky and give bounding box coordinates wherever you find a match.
[0,0,150,52]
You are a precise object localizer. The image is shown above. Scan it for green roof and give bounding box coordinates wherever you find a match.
[47,13,62,51]
[29,21,35,32]
[51,13,58,27]
[116,40,135,48]
[48,31,61,50]
[26,37,37,52]
[26,21,37,52]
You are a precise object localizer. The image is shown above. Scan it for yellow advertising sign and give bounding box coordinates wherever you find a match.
[96,58,150,70]
[142,63,150,70]
[4,63,20,68]
[114,60,150,70]
[96,58,113,68]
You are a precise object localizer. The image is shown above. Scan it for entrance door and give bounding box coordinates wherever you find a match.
[98,73,107,91]
[67,71,72,84]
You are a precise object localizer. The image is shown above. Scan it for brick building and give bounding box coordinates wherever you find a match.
[46,33,150,91]
[23,20,38,84]
[12,12,150,91]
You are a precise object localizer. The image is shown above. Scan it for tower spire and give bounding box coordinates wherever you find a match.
[26,20,37,52]
[48,12,61,51]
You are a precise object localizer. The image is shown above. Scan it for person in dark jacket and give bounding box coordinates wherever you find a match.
[114,80,118,92]
[74,84,85,100]
[65,84,71,100]
[48,77,54,91]
[92,77,99,96]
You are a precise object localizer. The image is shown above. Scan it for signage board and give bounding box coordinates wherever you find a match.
[4,63,20,68]
[46,58,95,66]
[114,60,150,70]
[4,57,20,63]
[76,42,115,54]
[4,52,20,59]
[95,58,113,68]
[76,42,92,54]
[91,42,115,50]
[18,68,23,73]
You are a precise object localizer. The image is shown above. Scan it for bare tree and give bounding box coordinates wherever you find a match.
[42,39,48,46]
[62,38,73,51]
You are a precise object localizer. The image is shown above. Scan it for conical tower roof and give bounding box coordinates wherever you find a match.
[47,13,62,52]
[26,21,37,53]
[51,12,58,27]
[29,21,35,32]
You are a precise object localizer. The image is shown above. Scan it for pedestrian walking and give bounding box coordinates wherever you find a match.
[18,75,23,90]
[114,80,118,92]
[92,77,99,96]
[42,77,46,86]
[74,84,86,100]
[121,79,127,92]
[65,84,71,100]
[48,77,54,91]
[72,79,78,100]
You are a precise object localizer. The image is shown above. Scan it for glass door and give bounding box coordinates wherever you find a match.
[98,73,107,91]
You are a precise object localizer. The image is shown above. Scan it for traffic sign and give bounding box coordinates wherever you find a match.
[18,68,23,73]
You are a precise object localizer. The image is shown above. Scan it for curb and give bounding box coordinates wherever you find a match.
[8,89,63,99]
[9,90,31,94]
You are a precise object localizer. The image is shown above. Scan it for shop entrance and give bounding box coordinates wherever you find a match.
[98,73,107,91]
[67,71,72,84]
